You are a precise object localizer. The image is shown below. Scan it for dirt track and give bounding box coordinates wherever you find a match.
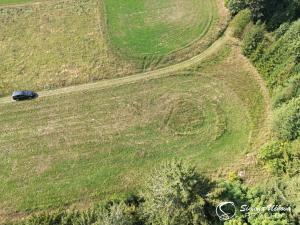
[0,31,229,105]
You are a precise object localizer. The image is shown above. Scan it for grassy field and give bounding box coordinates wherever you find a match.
[0,0,269,222]
[0,0,227,96]
[0,0,137,97]
[104,0,228,68]
[105,0,216,56]
[0,0,36,5]
[0,45,267,220]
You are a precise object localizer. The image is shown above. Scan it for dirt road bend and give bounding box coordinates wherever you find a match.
[0,33,229,105]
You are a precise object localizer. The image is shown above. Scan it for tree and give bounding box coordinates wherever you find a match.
[140,160,213,225]
[272,96,300,141]
[225,0,247,15]
[245,0,266,21]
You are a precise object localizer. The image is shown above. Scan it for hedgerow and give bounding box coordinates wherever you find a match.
[255,20,300,87]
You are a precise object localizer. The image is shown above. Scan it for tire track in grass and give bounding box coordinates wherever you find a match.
[0,32,229,105]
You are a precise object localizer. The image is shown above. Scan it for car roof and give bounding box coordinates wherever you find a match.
[12,90,34,96]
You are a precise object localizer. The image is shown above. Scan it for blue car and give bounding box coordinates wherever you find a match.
[12,90,38,101]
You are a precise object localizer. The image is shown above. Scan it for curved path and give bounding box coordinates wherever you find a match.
[0,31,230,105]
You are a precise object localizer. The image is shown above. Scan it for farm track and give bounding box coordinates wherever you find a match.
[0,31,230,105]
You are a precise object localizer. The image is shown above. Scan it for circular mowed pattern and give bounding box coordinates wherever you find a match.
[104,0,217,57]
[0,70,262,212]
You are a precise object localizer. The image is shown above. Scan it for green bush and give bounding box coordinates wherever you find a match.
[259,141,300,176]
[272,96,300,141]
[96,202,136,225]
[225,0,247,15]
[272,76,300,108]
[245,0,265,21]
[140,160,212,225]
[274,22,291,40]
[242,23,265,57]
[14,202,137,225]
[220,179,293,225]
[17,210,98,225]
[230,9,252,38]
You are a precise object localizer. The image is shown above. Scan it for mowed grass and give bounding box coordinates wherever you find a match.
[0,46,266,216]
[104,0,221,61]
[0,0,36,5]
[0,0,136,96]
[0,0,226,96]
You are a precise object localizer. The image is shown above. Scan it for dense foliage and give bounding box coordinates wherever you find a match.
[242,23,265,57]
[272,76,300,108]
[230,9,252,38]
[140,161,211,225]
[221,177,294,225]
[225,0,247,16]
[225,1,300,223]
[259,141,300,176]
[9,203,137,225]
[225,0,300,29]
[272,96,300,141]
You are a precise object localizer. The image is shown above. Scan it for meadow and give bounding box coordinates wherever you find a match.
[0,0,227,96]
[104,0,228,69]
[0,44,267,220]
[105,0,216,56]
[0,0,273,223]
[0,0,137,97]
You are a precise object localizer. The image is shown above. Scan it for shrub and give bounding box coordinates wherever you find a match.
[272,96,300,141]
[17,210,96,225]
[219,179,293,225]
[259,141,300,176]
[96,202,136,225]
[245,0,265,21]
[15,203,137,225]
[242,23,265,57]
[274,22,290,40]
[272,76,300,108]
[230,9,252,38]
[140,160,212,225]
[225,0,247,15]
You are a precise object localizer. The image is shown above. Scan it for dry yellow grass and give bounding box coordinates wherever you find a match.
[0,0,137,96]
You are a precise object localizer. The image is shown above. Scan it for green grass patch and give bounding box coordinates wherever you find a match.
[104,0,218,58]
[0,0,36,5]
